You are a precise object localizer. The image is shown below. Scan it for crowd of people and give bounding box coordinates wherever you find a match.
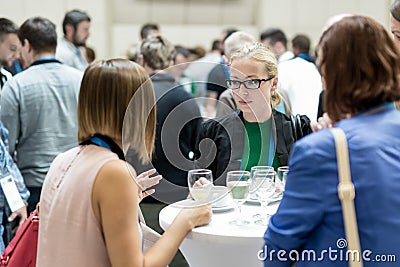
[0,2,399,266]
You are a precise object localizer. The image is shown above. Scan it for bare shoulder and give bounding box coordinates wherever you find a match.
[92,160,139,216]
[97,160,137,182]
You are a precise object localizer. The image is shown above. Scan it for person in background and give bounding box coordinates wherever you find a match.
[195,43,312,185]
[140,22,160,40]
[291,34,315,63]
[209,31,255,118]
[56,9,91,71]
[278,33,322,120]
[206,29,238,115]
[0,18,20,89]
[0,121,29,252]
[264,15,400,267]
[187,46,206,61]
[170,45,196,95]
[1,17,83,213]
[81,45,96,64]
[37,58,211,267]
[129,35,203,267]
[260,28,294,63]
[183,39,225,116]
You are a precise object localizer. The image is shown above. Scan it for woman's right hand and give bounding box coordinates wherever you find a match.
[311,112,333,131]
[175,205,212,231]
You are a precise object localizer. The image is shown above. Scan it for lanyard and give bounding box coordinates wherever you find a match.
[267,130,275,166]
[80,134,125,160]
[90,136,111,150]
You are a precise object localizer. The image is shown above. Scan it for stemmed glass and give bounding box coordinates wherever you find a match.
[187,169,213,202]
[251,169,276,225]
[249,166,274,199]
[276,166,289,191]
[226,170,251,225]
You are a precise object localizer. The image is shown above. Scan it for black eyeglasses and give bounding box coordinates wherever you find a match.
[226,77,274,90]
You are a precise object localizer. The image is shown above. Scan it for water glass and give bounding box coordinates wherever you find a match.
[188,169,213,201]
[226,170,251,225]
[276,166,289,190]
[249,166,274,196]
[251,170,276,225]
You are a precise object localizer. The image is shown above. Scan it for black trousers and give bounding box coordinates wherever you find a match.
[26,186,41,214]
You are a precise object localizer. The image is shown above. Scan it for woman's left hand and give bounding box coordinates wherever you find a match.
[136,169,162,201]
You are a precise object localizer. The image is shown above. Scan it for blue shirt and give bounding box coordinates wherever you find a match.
[0,121,30,252]
[264,108,400,266]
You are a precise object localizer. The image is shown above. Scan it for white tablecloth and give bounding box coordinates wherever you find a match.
[159,199,280,267]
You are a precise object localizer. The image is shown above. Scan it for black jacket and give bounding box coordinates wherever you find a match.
[194,110,312,185]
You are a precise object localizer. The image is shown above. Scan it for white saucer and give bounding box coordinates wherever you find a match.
[246,194,283,205]
[246,197,260,205]
[212,203,236,212]
[171,199,236,212]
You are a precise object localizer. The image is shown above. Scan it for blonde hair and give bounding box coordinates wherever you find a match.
[78,59,156,162]
[229,42,282,108]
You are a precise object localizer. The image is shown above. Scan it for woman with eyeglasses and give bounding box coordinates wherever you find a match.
[194,43,313,185]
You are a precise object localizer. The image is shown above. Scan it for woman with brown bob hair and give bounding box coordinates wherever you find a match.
[37,59,211,267]
[263,16,400,266]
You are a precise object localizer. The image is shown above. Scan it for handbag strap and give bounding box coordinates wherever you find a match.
[1,209,39,262]
[138,206,146,225]
[330,128,363,267]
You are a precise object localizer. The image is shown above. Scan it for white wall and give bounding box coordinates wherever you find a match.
[0,0,394,59]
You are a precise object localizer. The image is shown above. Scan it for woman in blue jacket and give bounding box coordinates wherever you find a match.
[263,15,400,266]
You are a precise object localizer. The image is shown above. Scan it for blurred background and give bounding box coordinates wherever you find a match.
[1,0,393,60]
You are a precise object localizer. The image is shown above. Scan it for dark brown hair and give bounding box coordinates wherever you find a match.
[391,0,400,22]
[0,18,18,43]
[318,15,400,122]
[18,17,57,54]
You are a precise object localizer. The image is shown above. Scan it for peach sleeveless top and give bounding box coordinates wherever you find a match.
[37,145,119,267]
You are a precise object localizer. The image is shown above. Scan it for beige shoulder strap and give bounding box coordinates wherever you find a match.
[330,128,363,267]
[138,206,146,225]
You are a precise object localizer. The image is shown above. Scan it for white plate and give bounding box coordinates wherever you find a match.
[246,194,283,205]
[171,199,236,212]
[212,203,236,212]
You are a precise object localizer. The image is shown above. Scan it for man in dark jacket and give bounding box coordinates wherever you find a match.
[126,35,202,267]
[126,35,202,217]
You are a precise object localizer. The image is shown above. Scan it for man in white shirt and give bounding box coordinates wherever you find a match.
[56,10,91,71]
[260,28,294,63]
[0,18,20,90]
[278,34,322,121]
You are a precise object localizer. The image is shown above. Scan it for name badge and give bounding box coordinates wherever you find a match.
[0,175,25,212]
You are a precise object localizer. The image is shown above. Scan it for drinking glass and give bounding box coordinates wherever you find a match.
[188,169,213,202]
[276,166,289,190]
[226,170,251,225]
[282,171,288,186]
[251,170,276,225]
[249,166,274,197]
